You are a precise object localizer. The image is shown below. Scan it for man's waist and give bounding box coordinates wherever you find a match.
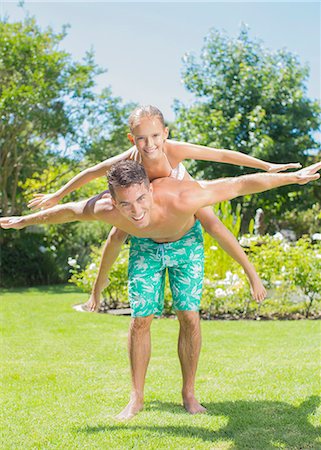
[131,220,201,245]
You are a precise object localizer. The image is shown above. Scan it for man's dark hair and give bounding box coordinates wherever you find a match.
[108,160,150,198]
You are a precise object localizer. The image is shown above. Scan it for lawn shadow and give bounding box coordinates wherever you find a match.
[79,396,321,449]
[0,283,83,295]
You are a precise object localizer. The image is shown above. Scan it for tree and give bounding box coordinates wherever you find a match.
[0,16,132,216]
[0,15,133,286]
[172,26,321,221]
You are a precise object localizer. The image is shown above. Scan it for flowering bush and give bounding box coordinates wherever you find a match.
[202,270,254,318]
[247,234,321,318]
[68,202,321,319]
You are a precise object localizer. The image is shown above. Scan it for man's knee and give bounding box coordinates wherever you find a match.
[176,311,200,333]
[130,315,154,334]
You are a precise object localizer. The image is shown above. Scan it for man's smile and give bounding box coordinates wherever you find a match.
[132,212,145,222]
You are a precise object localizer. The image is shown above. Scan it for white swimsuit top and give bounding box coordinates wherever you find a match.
[129,148,186,181]
[170,162,186,181]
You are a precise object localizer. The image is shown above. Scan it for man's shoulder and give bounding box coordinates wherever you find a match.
[83,191,117,220]
[152,178,201,213]
[151,176,188,193]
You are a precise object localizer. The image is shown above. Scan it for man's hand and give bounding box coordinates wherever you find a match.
[267,162,302,173]
[293,162,321,184]
[0,216,25,229]
[28,193,60,210]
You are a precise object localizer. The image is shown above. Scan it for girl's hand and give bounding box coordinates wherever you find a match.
[28,193,60,210]
[267,162,302,173]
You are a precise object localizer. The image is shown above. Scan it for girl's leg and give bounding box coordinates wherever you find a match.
[196,207,266,302]
[84,227,128,311]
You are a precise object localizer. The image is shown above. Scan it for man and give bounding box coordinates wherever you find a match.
[1,160,320,421]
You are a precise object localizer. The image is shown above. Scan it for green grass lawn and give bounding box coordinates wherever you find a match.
[0,285,320,449]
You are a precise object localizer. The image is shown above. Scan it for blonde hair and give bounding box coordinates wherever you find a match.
[128,105,165,132]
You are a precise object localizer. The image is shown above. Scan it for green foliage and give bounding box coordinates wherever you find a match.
[70,200,320,318]
[173,25,321,220]
[1,15,133,286]
[275,203,321,237]
[0,15,133,216]
[204,202,242,278]
[2,158,111,286]
[248,234,321,318]
[0,16,101,215]
[0,229,61,287]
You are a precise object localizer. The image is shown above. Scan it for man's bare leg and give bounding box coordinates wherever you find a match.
[176,310,206,414]
[116,314,154,421]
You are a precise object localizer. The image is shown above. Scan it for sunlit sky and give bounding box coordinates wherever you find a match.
[1,1,320,123]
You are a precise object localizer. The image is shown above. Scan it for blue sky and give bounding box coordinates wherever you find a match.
[1,1,320,122]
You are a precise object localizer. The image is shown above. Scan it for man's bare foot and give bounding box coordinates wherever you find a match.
[115,398,144,421]
[183,394,207,414]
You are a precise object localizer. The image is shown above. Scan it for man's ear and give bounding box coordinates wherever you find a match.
[127,133,135,145]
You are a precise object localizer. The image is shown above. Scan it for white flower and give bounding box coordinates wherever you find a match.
[215,288,227,298]
[68,257,77,267]
[39,246,46,253]
[88,263,97,270]
[274,280,282,286]
[312,233,321,241]
[239,237,250,247]
[273,232,284,241]
[225,271,233,283]
[50,245,56,251]
[316,254,321,259]
[232,274,240,283]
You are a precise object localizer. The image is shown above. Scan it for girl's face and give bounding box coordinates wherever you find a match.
[128,117,169,160]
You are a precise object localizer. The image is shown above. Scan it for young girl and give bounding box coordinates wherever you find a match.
[29,105,301,311]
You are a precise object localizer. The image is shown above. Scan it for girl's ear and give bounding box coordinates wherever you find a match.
[164,127,169,140]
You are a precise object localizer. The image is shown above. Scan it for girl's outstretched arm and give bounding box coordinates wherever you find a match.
[168,140,301,173]
[28,148,134,210]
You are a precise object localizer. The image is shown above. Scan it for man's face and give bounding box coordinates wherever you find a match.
[112,182,153,228]
[128,117,169,160]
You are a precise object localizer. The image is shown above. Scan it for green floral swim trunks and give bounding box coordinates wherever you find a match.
[128,220,204,317]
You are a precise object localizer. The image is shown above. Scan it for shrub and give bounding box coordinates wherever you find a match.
[0,230,61,287]
[275,203,321,237]
[69,201,321,319]
[247,234,321,318]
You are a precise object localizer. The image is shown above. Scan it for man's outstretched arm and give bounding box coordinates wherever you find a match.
[194,162,321,207]
[0,197,97,230]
